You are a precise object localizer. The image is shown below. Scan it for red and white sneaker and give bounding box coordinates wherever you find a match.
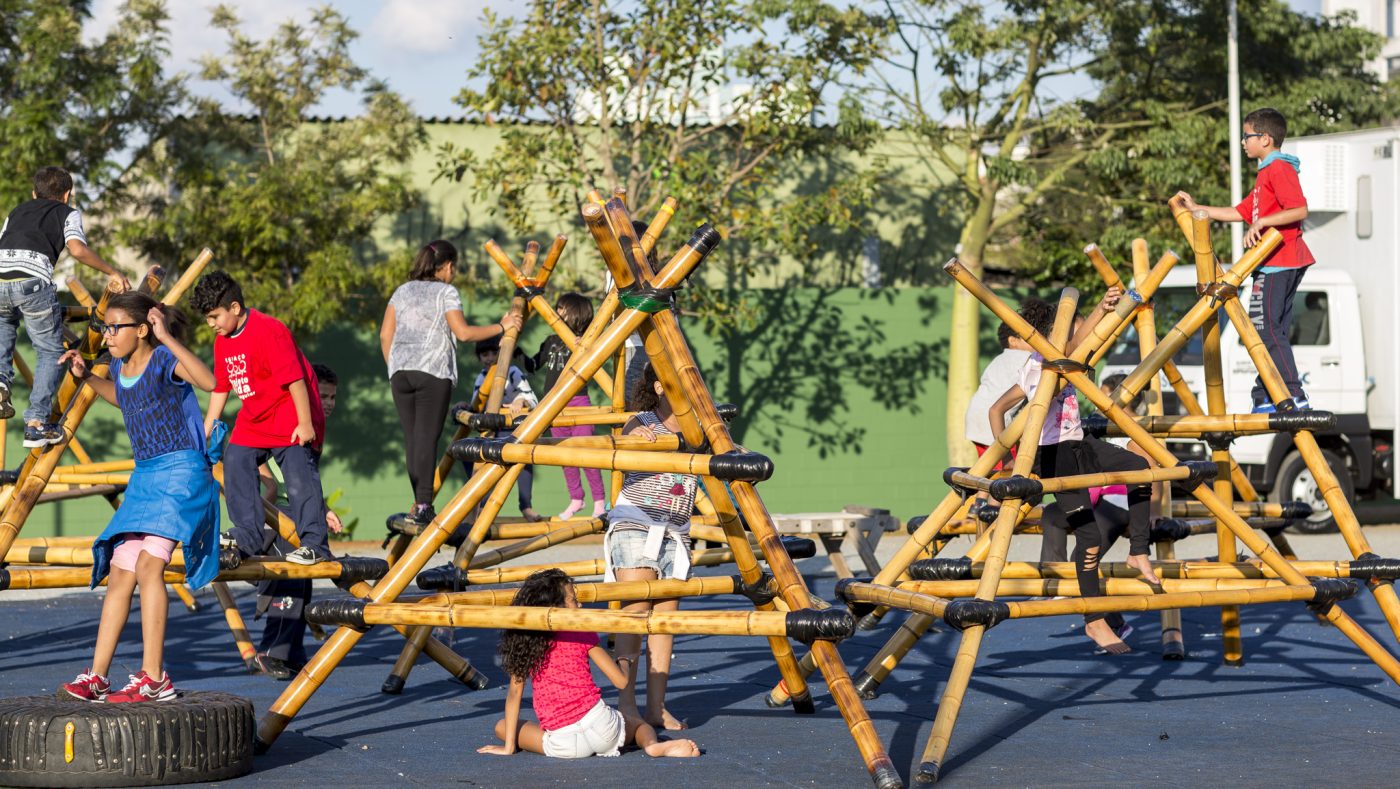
[60,669,110,702]
[105,671,176,703]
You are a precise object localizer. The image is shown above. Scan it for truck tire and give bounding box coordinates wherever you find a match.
[0,692,254,787]
[1274,449,1352,534]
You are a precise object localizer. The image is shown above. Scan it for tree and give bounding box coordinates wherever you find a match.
[867,0,1397,466]
[118,5,423,331]
[441,0,887,290]
[0,0,180,214]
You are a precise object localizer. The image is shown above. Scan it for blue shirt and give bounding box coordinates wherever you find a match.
[112,345,207,461]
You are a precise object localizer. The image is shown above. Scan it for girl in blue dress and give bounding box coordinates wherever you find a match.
[58,291,221,703]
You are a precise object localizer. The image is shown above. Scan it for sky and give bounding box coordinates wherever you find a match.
[83,0,1332,119]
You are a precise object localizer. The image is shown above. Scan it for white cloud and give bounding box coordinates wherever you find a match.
[371,0,493,57]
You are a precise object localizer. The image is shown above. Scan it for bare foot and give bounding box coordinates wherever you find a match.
[1085,619,1131,655]
[645,738,701,757]
[647,709,687,731]
[1125,553,1161,585]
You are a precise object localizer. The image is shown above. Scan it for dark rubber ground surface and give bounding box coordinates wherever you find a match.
[3,559,1399,787]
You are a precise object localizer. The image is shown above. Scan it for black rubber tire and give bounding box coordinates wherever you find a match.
[0,692,254,787]
[1275,449,1351,535]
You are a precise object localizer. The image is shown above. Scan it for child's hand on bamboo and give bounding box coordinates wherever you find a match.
[1098,286,1124,313]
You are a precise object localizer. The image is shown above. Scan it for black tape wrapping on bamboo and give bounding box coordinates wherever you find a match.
[330,557,391,591]
[784,608,856,644]
[0,470,16,485]
[941,599,1011,631]
[909,557,974,581]
[735,572,779,606]
[1149,518,1192,543]
[715,403,737,422]
[941,467,973,497]
[834,577,877,618]
[1177,460,1220,487]
[1307,577,1361,614]
[450,436,517,464]
[1269,411,1336,432]
[988,475,1042,501]
[1349,553,1400,581]
[0,568,9,590]
[707,451,774,482]
[906,514,927,534]
[305,598,370,632]
[514,285,545,300]
[1279,501,1314,519]
[451,405,510,433]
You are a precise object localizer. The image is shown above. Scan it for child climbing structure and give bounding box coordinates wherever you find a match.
[826,203,1400,784]
[266,193,904,789]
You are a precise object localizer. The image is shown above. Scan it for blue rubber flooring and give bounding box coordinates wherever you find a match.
[4,564,1400,788]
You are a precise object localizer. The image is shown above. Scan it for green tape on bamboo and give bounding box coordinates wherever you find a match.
[619,291,671,313]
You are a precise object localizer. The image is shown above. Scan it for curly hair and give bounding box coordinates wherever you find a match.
[106,292,189,346]
[498,569,572,682]
[1018,296,1056,338]
[188,271,243,315]
[627,361,662,412]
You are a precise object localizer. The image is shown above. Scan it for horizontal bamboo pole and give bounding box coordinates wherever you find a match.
[467,517,605,570]
[1089,412,1330,438]
[448,544,747,586]
[52,459,136,475]
[398,576,746,609]
[840,581,950,619]
[949,559,1366,581]
[10,536,96,548]
[902,577,1290,598]
[46,472,130,486]
[358,602,794,637]
[949,463,1205,496]
[532,433,681,451]
[0,559,383,589]
[462,440,767,480]
[1002,583,1322,619]
[36,484,123,504]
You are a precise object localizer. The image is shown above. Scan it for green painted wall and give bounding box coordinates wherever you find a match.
[9,285,1023,539]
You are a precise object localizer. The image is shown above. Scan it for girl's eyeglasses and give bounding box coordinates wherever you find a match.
[97,321,140,335]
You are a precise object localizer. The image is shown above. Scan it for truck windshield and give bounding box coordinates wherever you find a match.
[1105,287,1214,366]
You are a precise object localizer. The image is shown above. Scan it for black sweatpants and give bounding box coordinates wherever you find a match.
[225,443,330,560]
[1248,267,1309,403]
[256,527,312,666]
[391,370,454,506]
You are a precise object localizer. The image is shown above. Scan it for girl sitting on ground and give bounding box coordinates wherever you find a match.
[478,568,700,759]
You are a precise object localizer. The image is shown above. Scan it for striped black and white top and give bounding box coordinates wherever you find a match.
[608,411,698,535]
[0,199,86,281]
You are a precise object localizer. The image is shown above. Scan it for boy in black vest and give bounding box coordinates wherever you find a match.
[0,167,129,444]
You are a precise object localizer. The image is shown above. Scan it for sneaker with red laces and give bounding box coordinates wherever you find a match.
[105,670,176,703]
[59,670,110,702]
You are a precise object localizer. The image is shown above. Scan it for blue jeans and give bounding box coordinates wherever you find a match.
[0,277,64,423]
[223,443,331,560]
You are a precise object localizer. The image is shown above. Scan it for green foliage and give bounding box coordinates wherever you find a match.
[0,0,181,211]
[1022,1,1400,289]
[116,5,425,331]
[441,0,888,294]
[325,488,359,541]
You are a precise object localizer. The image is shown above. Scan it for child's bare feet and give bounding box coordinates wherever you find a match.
[1085,619,1131,655]
[644,738,701,757]
[1125,553,1161,585]
[647,709,687,731]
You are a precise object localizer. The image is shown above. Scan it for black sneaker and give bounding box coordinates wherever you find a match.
[285,546,326,566]
[406,503,436,525]
[250,653,295,681]
[0,382,13,419]
[22,422,62,448]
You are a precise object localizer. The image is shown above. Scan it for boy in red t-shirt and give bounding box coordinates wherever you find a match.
[1176,106,1313,412]
[190,272,331,566]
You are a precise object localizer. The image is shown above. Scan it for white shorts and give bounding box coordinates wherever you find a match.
[541,700,627,759]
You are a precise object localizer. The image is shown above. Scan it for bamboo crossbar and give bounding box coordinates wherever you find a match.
[466,518,605,570]
[1089,412,1331,438]
[0,559,384,589]
[998,584,1322,619]
[948,463,1206,496]
[447,544,754,586]
[354,603,796,638]
[461,440,769,481]
[901,577,1290,598]
[945,559,1374,581]
[422,575,746,608]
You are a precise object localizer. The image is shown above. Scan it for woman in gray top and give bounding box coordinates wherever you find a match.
[379,241,521,524]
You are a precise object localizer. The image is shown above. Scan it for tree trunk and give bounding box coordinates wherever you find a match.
[945,210,994,468]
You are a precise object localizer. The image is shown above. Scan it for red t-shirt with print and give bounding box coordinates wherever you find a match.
[213,309,324,449]
[1234,159,1315,269]
[530,631,601,731]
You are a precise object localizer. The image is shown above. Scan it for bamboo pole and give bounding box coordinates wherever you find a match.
[914,558,1379,580]
[997,583,1322,618]
[352,603,801,638]
[915,287,1077,783]
[947,463,1208,496]
[256,221,719,751]
[1088,412,1330,437]
[902,577,1290,598]
[213,582,259,670]
[459,440,769,479]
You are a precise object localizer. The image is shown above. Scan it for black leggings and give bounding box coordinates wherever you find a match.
[1036,436,1151,624]
[391,370,454,506]
[1041,501,1128,628]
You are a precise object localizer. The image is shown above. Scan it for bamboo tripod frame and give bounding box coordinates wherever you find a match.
[835,221,1400,783]
[250,193,900,789]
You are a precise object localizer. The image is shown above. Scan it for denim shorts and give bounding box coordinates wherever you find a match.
[608,526,690,580]
[540,700,626,759]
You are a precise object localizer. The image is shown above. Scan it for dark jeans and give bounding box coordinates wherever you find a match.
[391,370,454,506]
[225,443,330,559]
[255,528,311,666]
[1248,266,1309,403]
[1035,437,1151,625]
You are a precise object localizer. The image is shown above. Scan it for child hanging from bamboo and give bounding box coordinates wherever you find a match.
[479,568,700,760]
[988,291,1162,655]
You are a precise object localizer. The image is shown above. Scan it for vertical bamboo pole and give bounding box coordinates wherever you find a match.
[1192,212,1243,665]
[915,288,1077,783]
[213,582,258,670]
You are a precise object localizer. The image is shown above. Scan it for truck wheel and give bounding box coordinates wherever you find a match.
[1275,449,1351,534]
[0,692,254,787]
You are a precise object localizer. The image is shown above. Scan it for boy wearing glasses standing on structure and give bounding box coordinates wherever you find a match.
[1175,107,1313,413]
[0,166,129,445]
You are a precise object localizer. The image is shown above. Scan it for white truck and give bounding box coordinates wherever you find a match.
[1103,126,1400,532]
